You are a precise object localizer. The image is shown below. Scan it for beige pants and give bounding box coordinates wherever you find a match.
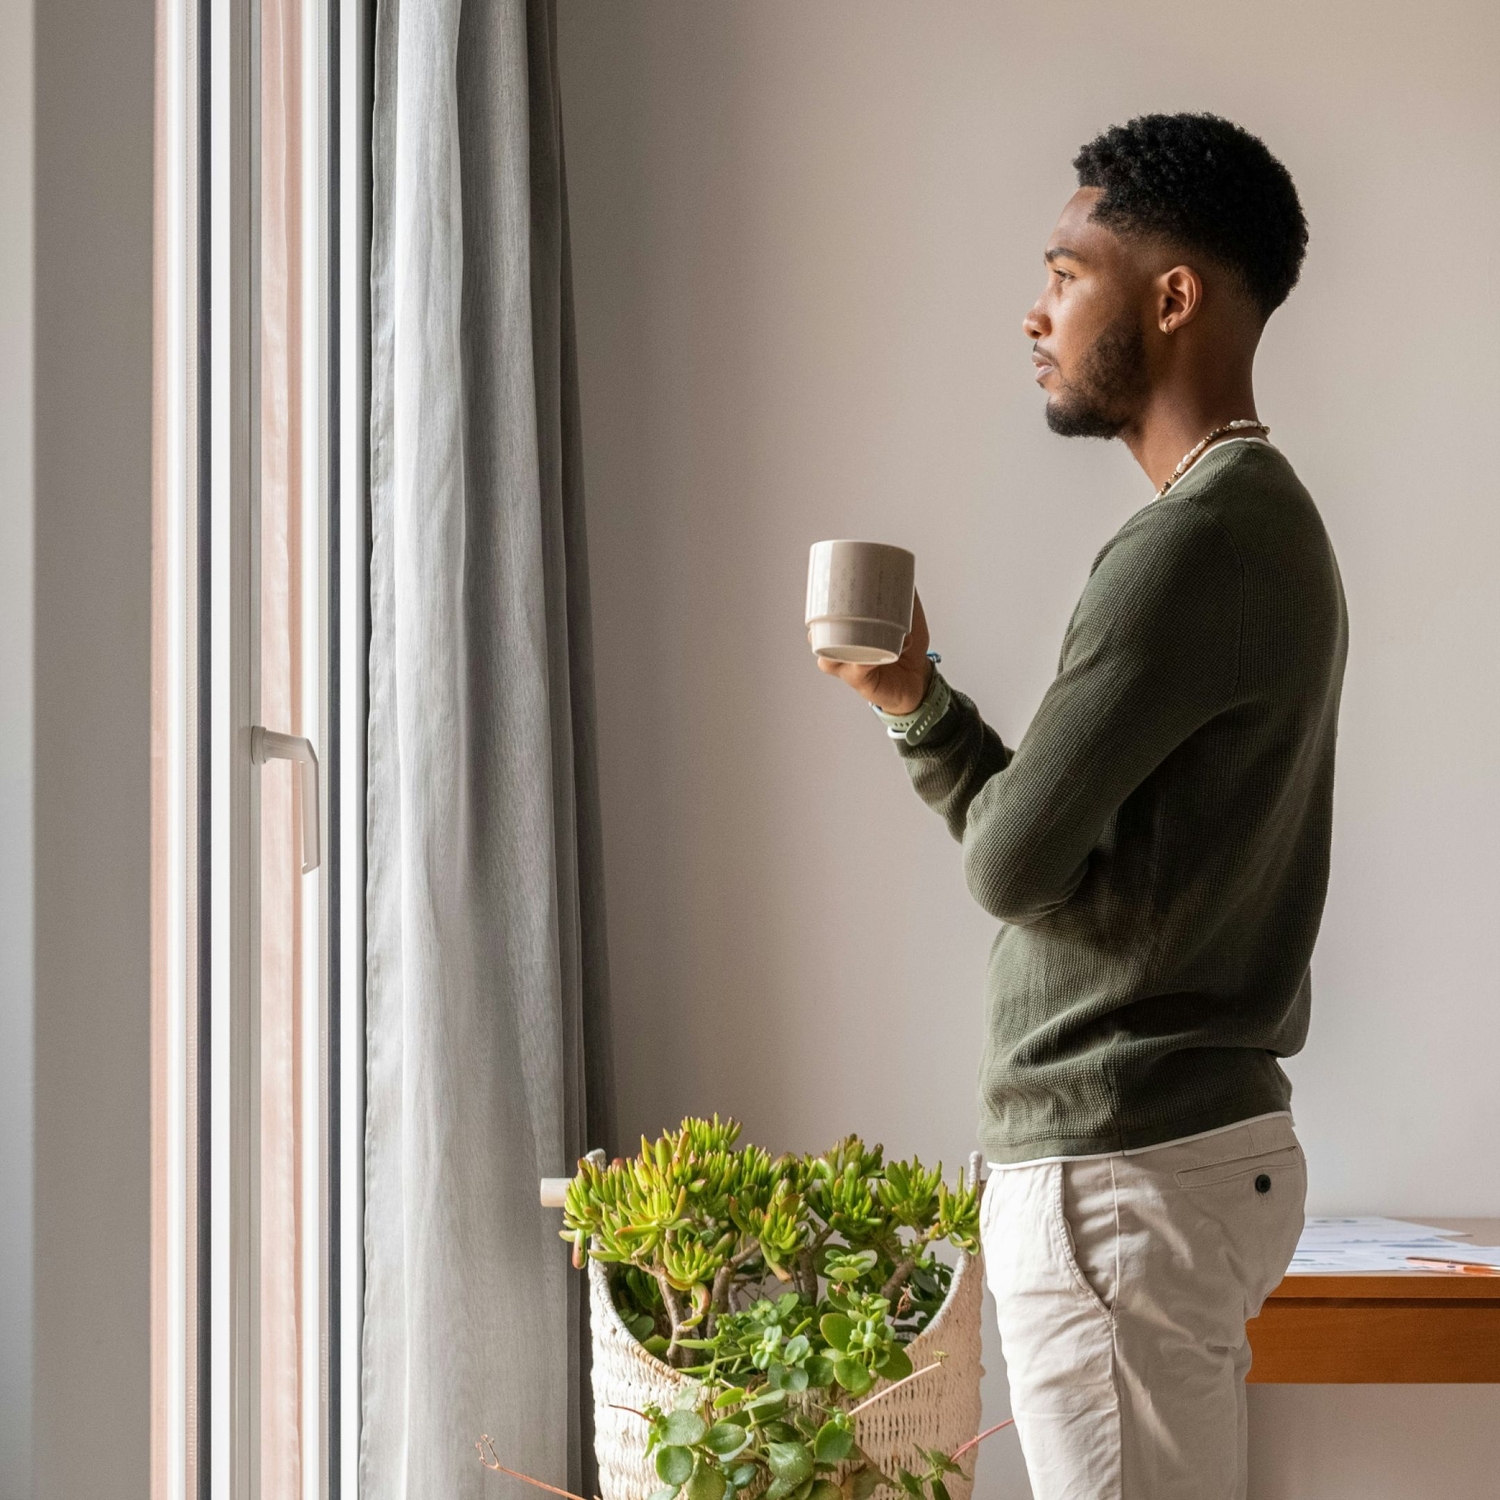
[981,1115,1306,1500]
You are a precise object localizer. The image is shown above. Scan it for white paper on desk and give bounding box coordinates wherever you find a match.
[1288,1216,1475,1274]
[1290,1247,1452,1272]
[1296,1216,1469,1242]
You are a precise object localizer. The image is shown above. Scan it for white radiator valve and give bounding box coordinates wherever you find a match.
[540,1149,605,1208]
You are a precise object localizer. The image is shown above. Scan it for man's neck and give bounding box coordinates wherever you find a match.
[1120,383,1262,494]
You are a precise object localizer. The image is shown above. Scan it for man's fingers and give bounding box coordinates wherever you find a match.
[817,656,882,693]
[818,657,864,683]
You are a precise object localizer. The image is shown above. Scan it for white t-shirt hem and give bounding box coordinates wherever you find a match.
[986,1109,1294,1172]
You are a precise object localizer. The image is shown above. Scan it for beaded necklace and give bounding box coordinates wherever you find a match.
[1154,419,1270,500]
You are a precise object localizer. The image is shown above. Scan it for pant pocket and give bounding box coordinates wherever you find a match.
[1053,1161,1115,1320]
[1172,1143,1302,1190]
[1171,1137,1307,1318]
[979,1165,1001,1242]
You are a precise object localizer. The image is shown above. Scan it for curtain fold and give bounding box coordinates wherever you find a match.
[363,1,614,1493]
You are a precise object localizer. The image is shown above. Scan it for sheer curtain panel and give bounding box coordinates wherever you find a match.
[363,1,613,1494]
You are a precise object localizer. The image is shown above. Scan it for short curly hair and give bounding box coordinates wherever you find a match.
[1073,113,1308,320]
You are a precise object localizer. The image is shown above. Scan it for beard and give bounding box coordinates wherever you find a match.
[1044,313,1148,439]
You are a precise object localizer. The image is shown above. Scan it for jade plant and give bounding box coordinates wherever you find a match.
[546,1116,993,1500]
[561,1117,979,1369]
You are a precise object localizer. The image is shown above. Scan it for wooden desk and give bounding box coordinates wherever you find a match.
[1247,1218,1500,1383]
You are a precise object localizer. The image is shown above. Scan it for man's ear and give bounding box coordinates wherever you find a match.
[1156,265,1204,334]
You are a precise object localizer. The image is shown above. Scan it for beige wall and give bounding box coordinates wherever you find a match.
[557,1,1500,1495]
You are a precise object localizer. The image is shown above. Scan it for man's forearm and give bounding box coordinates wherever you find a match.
[893,675,1012,843]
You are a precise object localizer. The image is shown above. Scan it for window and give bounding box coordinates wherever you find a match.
[152,1,368,1495]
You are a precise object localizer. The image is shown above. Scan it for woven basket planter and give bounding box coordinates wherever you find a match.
[588,1252,985,1499]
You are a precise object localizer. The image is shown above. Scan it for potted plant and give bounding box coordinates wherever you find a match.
[527,1116,1001,1500]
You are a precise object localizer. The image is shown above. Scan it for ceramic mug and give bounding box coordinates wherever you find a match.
[805,539,916,665]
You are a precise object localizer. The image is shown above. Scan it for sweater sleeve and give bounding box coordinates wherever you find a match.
[897,501,1243,925]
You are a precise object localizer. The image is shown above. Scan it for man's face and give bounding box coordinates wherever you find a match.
[1023,188,1151,439]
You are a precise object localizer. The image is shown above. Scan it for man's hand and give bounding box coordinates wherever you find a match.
[814,591,934,714]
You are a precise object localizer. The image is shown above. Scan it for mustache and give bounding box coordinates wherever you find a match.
[1032,343,1058,366]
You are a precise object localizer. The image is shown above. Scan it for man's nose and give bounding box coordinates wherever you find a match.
[1022,303,1048,341]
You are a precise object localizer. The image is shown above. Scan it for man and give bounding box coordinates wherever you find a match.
[817,114,1347,1499]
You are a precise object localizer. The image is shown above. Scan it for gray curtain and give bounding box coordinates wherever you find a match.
[363,0,613,1495]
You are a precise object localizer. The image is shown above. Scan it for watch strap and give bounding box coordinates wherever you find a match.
[872,668,952,745]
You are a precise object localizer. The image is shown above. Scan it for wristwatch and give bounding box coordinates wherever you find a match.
[871,656,951,745]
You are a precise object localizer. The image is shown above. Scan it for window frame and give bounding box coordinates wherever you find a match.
[153,0,369,1494]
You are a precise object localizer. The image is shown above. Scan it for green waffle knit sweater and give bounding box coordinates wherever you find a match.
[900,441,1348,1164]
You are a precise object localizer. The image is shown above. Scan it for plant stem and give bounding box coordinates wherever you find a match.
[652,1266,690,1367]
[707,1265,732,1331]
[949,1417,1016,1461]
[846,1356,946,1418]
[879,1255,917,1305]
[796,1246,819,1306]
[476,1437,599,1500]
[707,1241,763,1335]
[880,1226,940,1304]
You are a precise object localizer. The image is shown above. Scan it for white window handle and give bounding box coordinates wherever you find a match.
[251,727,321,873]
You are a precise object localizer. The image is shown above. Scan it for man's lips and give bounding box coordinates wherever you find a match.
[1032,355,1056,384]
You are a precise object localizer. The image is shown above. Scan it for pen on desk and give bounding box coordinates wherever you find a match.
[1405,1256,1500,1275]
